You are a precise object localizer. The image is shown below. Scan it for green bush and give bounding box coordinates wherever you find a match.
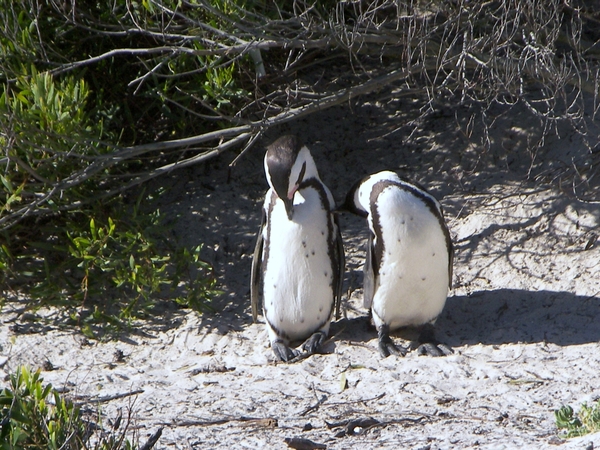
[0,366,150,449]
[555,402,600,438]
[0,366,82,449]
[1,367,105,449]
[0,1,225,330]
[4,200,220,336]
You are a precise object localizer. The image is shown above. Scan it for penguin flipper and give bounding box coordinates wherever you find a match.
[333,214,345,320]
[363,232,376,310]
[439,204,454,289]
[447,226,454,290]
[250,209,266,323]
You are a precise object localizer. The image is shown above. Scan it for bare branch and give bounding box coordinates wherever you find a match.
[2,0,598,230]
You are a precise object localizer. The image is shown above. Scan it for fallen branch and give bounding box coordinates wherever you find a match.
[299,394,328,417]
[116,65,413,157]
[86,389,145,404]
[284,437,326,450]
[0,66,413,230]
[139,427,163,450]
[162,416,278,428]
[326,415,427,438]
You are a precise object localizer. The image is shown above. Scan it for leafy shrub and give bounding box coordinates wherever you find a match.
[555,402,600,438]
[0,67,108,227]
[0,366,151,449]
[1,367,89,449]
[5,200,220,336]
[0,1,224,329]
[0,366,82,449]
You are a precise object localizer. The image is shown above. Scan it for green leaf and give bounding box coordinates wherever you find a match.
[0,175,13,193]
[89,218,97,240]
[41,383,53,400]
[339,371,348,391]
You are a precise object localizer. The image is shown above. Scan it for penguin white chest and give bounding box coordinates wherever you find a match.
[371,188,449,329]
[262,187,335,340]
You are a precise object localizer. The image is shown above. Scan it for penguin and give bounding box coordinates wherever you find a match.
[342,170,453,358]
[251,135,345,362]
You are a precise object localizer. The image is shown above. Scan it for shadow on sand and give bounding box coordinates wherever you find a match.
[11,287,595,353]
[437,288,600,348]
[243,288,600,353]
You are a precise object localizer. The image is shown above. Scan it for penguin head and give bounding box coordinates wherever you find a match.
[340,171,402,217]
[264,135,319,220]
[340,176,369,217]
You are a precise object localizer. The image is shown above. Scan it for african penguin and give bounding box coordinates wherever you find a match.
[342,170,453,358]
[251,135,345,362]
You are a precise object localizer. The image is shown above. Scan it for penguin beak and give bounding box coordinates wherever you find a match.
[283,198,294,220]
[336,195,354,214]
[284,185,298,220]
[335,201,349,214]
[338,195,368,218]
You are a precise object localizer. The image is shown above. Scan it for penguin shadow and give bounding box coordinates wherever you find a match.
[194,295,249,336]
[330,315,375,345]
[330,314,453,351]
[437,289,600,347]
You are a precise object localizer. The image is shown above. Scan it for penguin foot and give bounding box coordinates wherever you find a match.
[378,325,408,358]
[301,331,326,355]
[416,325,453,357]
[416,342,454,357]
[272,339,299,362]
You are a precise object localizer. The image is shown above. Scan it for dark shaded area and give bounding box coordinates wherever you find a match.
[325,289,600,351]
[439,289,600,347]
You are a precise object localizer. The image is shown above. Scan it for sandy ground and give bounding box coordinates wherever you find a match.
[2,89,600,449]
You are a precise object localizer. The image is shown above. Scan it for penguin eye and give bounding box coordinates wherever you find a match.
[295,161,306,186]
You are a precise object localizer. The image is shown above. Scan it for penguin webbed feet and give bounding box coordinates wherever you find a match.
[377,324,408,358]
[301,331,326,355]
[272,332,327,363]
[415,324,453,357]
[272,339,300,362]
